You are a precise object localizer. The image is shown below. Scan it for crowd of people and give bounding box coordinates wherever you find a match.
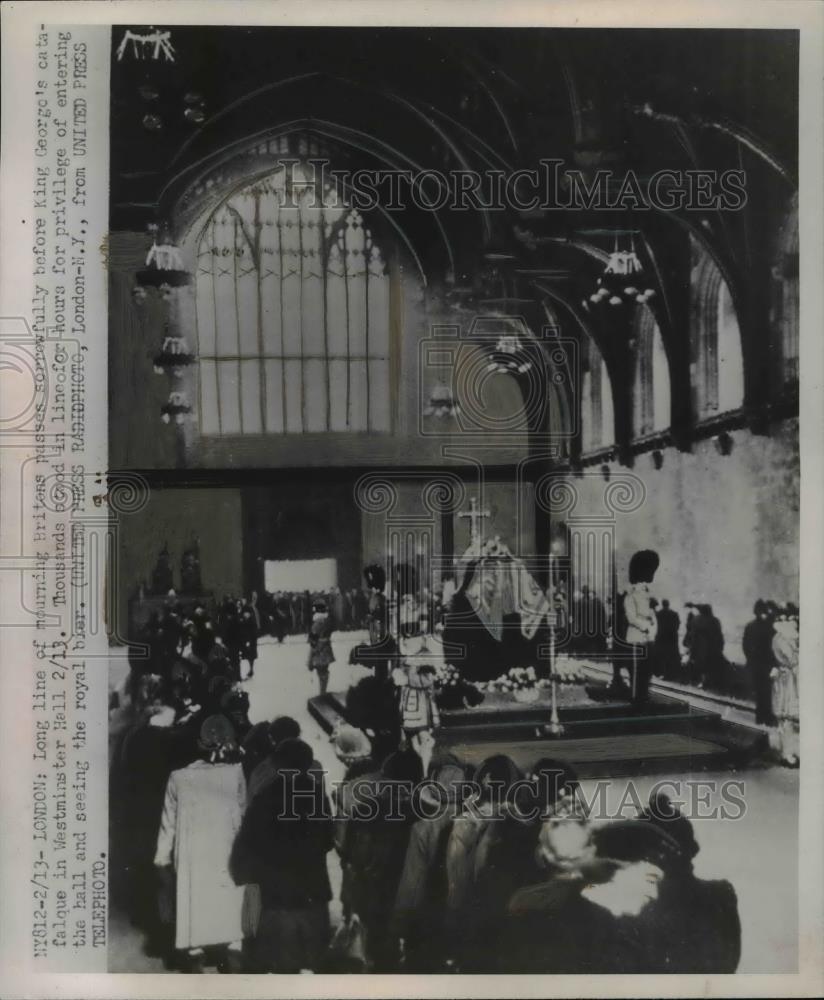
[255,588,371,639]
[111,686,742,974]
[558,581,799,715]
[110,549,801,974]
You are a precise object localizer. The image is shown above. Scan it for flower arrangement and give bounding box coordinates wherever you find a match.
[483,666,542,702]
[433,662,485,710]
[548,654,590,685]
[485,665,538,693]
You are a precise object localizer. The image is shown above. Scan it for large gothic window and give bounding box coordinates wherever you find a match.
[194,165,392,435]
[772,207,799,389]
[632,305,671,437]
[689,235,744,420]
[581,335,614,453]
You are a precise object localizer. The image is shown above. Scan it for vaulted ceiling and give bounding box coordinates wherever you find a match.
[110,26,799,455]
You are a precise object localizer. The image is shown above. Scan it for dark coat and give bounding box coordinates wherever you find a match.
[742,617,776,667]
[393,812,455,970]
[500,877,640,974]
[338,785,416,928]
[230,772,333,909]
[499,869,740,975]
[631,874,741,973]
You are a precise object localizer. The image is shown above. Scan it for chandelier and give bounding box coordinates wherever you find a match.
[487,333,533,375]
[133,225,191,303]
[585,233,655,310]
[153,330,195,377]
[423,382,460,419]
[130,224,199,426]
[161,390,194,425]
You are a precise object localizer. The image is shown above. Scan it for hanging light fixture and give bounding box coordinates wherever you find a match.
[588,232,656,309]
[423,382,460,419]
[467,315,534,376]
[153,329,195,377]
[133,224,192,304]
[161,390,194,425]
[136,224,191,289]
[486,333,533,375]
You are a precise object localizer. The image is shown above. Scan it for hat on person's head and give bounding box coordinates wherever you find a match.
[198,713,238,754]
[523,758,581,816]
[275,738,314,774]
[592,818,684,874]
[313,600,327,613]
[332,723,372,764]
[475,754,522,802]
[753,598,767,616]
[638,790,699,864]
[364,564,386,591]
[267,715,301,748]
[420,755,473,809]
[381,747,424,784]
[220,686,249,716]
[628,549,660,585]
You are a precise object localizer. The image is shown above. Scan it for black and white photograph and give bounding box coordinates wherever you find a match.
[101,21,807,978]
[0,3,821,995]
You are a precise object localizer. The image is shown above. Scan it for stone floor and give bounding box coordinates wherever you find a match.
[108,631,798,974]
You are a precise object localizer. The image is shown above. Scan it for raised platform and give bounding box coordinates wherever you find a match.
[307,683,767,777]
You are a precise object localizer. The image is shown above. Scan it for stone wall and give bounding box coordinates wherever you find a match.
[562,419,799,663]
[114,487,244,642]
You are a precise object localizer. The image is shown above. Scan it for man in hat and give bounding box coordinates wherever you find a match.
[307,600,335,695]
[686,603,727,690]
[624,549,660,707]
[246,717,324,802]
[743,599,777,724]
[238,604,258,679]
[654,598,682,682]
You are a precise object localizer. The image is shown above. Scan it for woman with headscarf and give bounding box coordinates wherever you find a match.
[154,714,247,971]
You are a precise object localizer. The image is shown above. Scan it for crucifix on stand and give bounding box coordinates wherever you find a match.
[457,497,491,550]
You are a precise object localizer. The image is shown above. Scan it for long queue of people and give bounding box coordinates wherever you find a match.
[111,678,742,974]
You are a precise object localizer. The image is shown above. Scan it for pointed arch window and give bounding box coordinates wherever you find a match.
[632,305,671,437]
[581,336,614,453]
[194,164,392,435]
[689,235,744,420]
[772,208,799,389]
